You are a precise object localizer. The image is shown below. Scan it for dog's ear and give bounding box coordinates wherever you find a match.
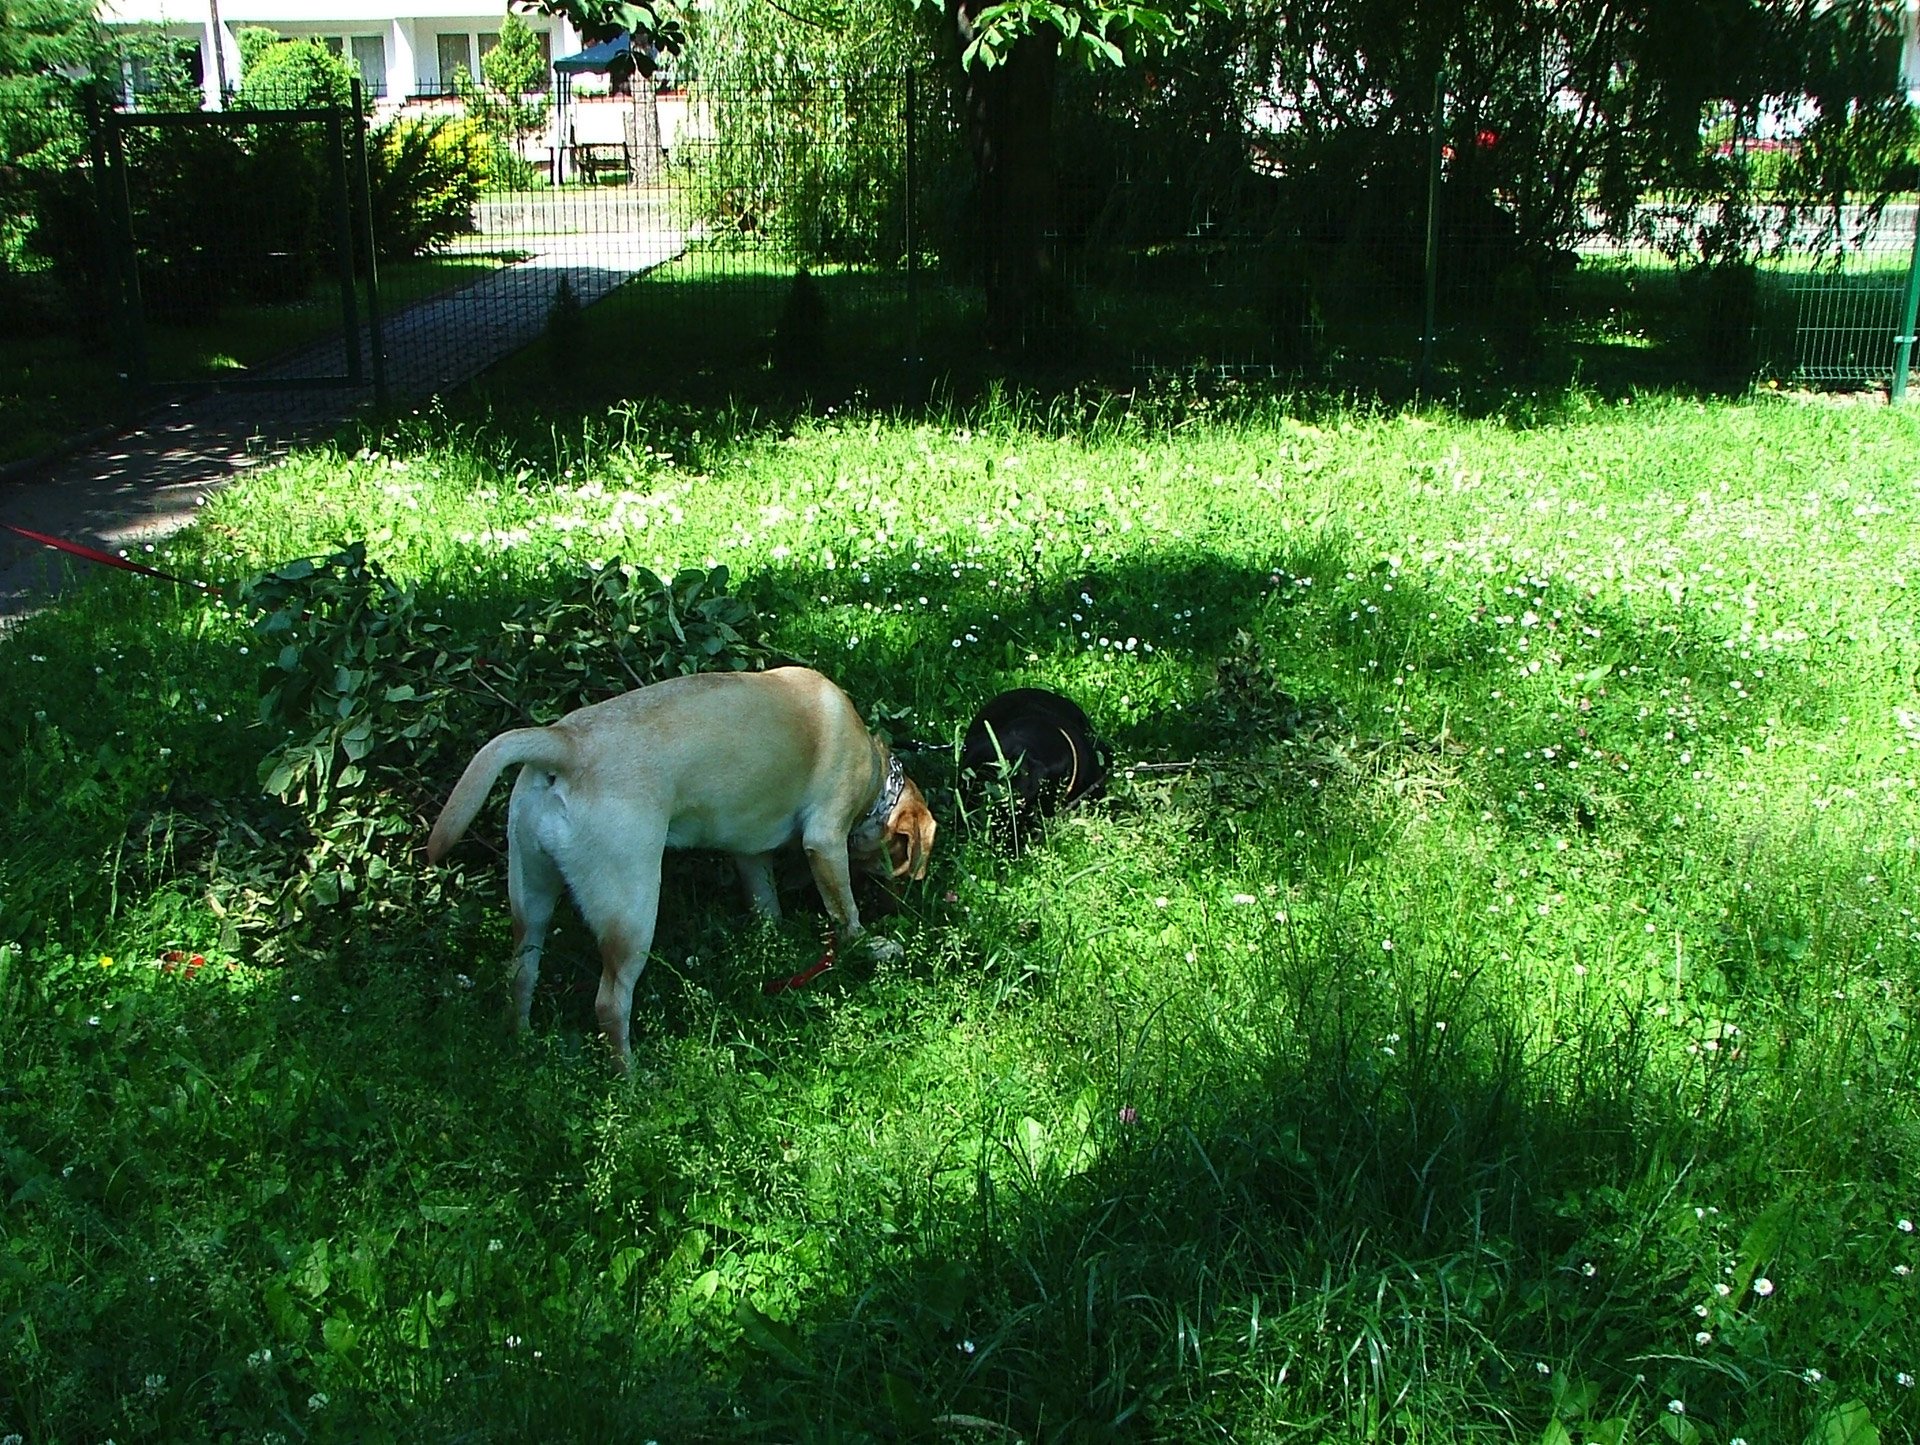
[886,782,937,880]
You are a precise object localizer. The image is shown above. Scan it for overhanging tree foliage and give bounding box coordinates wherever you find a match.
[2,0,103,301]
[1095,0,1915,266]
[0,0,101,103]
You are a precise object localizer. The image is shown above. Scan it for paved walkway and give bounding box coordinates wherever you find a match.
[0,221,684,621]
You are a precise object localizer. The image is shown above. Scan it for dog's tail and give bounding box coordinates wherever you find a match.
[427,727,574,863]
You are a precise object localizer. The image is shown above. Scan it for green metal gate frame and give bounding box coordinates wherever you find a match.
[92,82,386,410]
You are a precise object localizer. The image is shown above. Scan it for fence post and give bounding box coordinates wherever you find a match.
[1418,69,1446,396]
[326,104,364,389]
[904,67,920,367]
[351,79,388,411]
[84,93,134,422]
[1893,196,1920,402]
[103,108,149,401]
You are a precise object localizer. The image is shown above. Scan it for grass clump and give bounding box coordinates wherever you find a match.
[0,391,1917,1442]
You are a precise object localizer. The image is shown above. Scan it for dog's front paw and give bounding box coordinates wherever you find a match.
[857,933,905,964]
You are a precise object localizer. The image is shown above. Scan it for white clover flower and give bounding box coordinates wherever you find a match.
[1695,1332,1712,1345]
[1900,1218,1915,1233]
[1803,1369,1823,1384]
[1667,1400,1685,1416]
[1694,1303,1710,1317]
[1535,1362,1551,1375]
[1898,1373,1915,1388]
[1754,1277,1774,1296]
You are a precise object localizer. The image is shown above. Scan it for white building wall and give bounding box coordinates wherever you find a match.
[101,0,572,108]
[1906,0,1920,103]
[388,18,415,100]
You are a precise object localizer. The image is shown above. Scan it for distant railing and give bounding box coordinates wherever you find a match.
[404,77,552,101]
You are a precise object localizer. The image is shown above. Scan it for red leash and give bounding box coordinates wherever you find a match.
[763,934,836,995]
[2,523,207,589]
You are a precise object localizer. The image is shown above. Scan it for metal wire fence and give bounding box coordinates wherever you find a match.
[1773,205,1919,386]
[6,71,1920,461]
[1017,169,1920,393]
[401,79,915,399]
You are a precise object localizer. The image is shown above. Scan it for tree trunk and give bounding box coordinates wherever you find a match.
[624,87,663,182]
[949,2,1061,352]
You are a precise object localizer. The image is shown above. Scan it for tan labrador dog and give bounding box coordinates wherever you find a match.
[427,667,936,1067]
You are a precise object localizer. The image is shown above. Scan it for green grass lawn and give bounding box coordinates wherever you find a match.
[2,387,1918,1443]
[0,254,516,466]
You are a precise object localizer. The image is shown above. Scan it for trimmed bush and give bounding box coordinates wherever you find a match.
[1690,260,1758,392]
[772,265,827,377]
[235,25,281,78]
[1262,235,1325,373]
[366,116,486,259]
[235,38,354,110]
[1492,259,1545,377]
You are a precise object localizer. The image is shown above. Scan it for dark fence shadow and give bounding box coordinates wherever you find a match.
[444,259,1800,455]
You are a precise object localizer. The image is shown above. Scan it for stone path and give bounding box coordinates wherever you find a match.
[0,216,684,622]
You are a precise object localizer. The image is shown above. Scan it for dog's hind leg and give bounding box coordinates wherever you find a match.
[733,850,783,923]
[569,821,667,1071]
[506,835,565,1036]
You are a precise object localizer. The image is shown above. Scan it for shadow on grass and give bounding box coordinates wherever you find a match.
[439,252,1819,463]
[0,509,1894,1441]
[0,507,1831,981]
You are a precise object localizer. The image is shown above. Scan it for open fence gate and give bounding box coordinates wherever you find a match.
[92,80,386,413]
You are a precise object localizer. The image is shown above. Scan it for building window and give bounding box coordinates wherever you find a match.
[436,32,472,90]
[350,35,386,97]
[322,35,344,56]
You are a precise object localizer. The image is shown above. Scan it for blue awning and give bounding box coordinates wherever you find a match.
[553,32,647,74]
